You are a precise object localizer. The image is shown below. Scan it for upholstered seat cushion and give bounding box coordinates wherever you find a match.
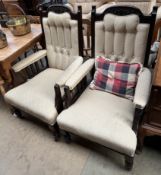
[57,87,137,156]
[5,68,64,125]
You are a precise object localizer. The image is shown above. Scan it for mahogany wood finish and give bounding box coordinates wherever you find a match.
[0,24,42,82]
[138,40,161,152]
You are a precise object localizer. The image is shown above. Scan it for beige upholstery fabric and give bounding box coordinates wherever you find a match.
[57,87,136,156]
[157,6,161,20]
[67,0,155,16]
[5,68,64,125]
[134,68,152,109]
[43,12,79,70]
[67,0,116,20]
[12,50,47,72]
[56,56,83,87]
[95,14,150,64]
[81,2,116,20]
[96,2,116,14]
[68,0,108,14]
[65,59,94,90]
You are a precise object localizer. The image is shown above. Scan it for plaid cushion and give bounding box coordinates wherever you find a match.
[90,56,142,100]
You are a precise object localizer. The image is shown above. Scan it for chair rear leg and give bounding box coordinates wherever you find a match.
[11,107,24,119]
[49,123,60,142]
[125,156,134,170]
[64,131,71,144]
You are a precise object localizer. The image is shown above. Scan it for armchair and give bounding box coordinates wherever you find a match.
[57,6,156,169]
[4,5,84,140]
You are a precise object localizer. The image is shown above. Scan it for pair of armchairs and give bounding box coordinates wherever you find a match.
[4,4,156,170]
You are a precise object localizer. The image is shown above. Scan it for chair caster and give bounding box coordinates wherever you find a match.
[64,132,71,144]
[125,156,134,170]
[136,138,143,154]
[54,132,60,142]
[135,148,142,155]
[12,108,24,119]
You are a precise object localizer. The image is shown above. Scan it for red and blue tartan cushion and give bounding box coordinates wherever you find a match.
[90,56,142,100]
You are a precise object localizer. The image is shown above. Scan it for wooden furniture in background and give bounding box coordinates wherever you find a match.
[4,2,26,16]
[2,0,27,14]
[0,24,42,83]
[153,41,161,87]
[152,19,161,44]
[138,40,161,151]
[0,0,8,27]
[3,0,64,16]
[0,76,5,95]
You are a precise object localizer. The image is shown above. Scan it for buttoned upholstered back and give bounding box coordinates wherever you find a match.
[42,5,83,70]
[92,6,157,65]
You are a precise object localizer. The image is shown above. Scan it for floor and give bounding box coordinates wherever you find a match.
[0,95,161,175]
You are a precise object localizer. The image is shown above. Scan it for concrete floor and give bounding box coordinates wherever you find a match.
[0,95,161,175]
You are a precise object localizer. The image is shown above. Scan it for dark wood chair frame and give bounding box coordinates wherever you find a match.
[62,5,157,170]
[7,4,84,141]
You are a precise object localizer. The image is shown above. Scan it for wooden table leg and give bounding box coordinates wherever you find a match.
[137,127,146,153]
[138,124,161,154]
[0,62,12,83]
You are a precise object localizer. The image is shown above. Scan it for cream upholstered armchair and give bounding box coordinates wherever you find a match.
[4,5,83,140]
[57,6,157,169]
